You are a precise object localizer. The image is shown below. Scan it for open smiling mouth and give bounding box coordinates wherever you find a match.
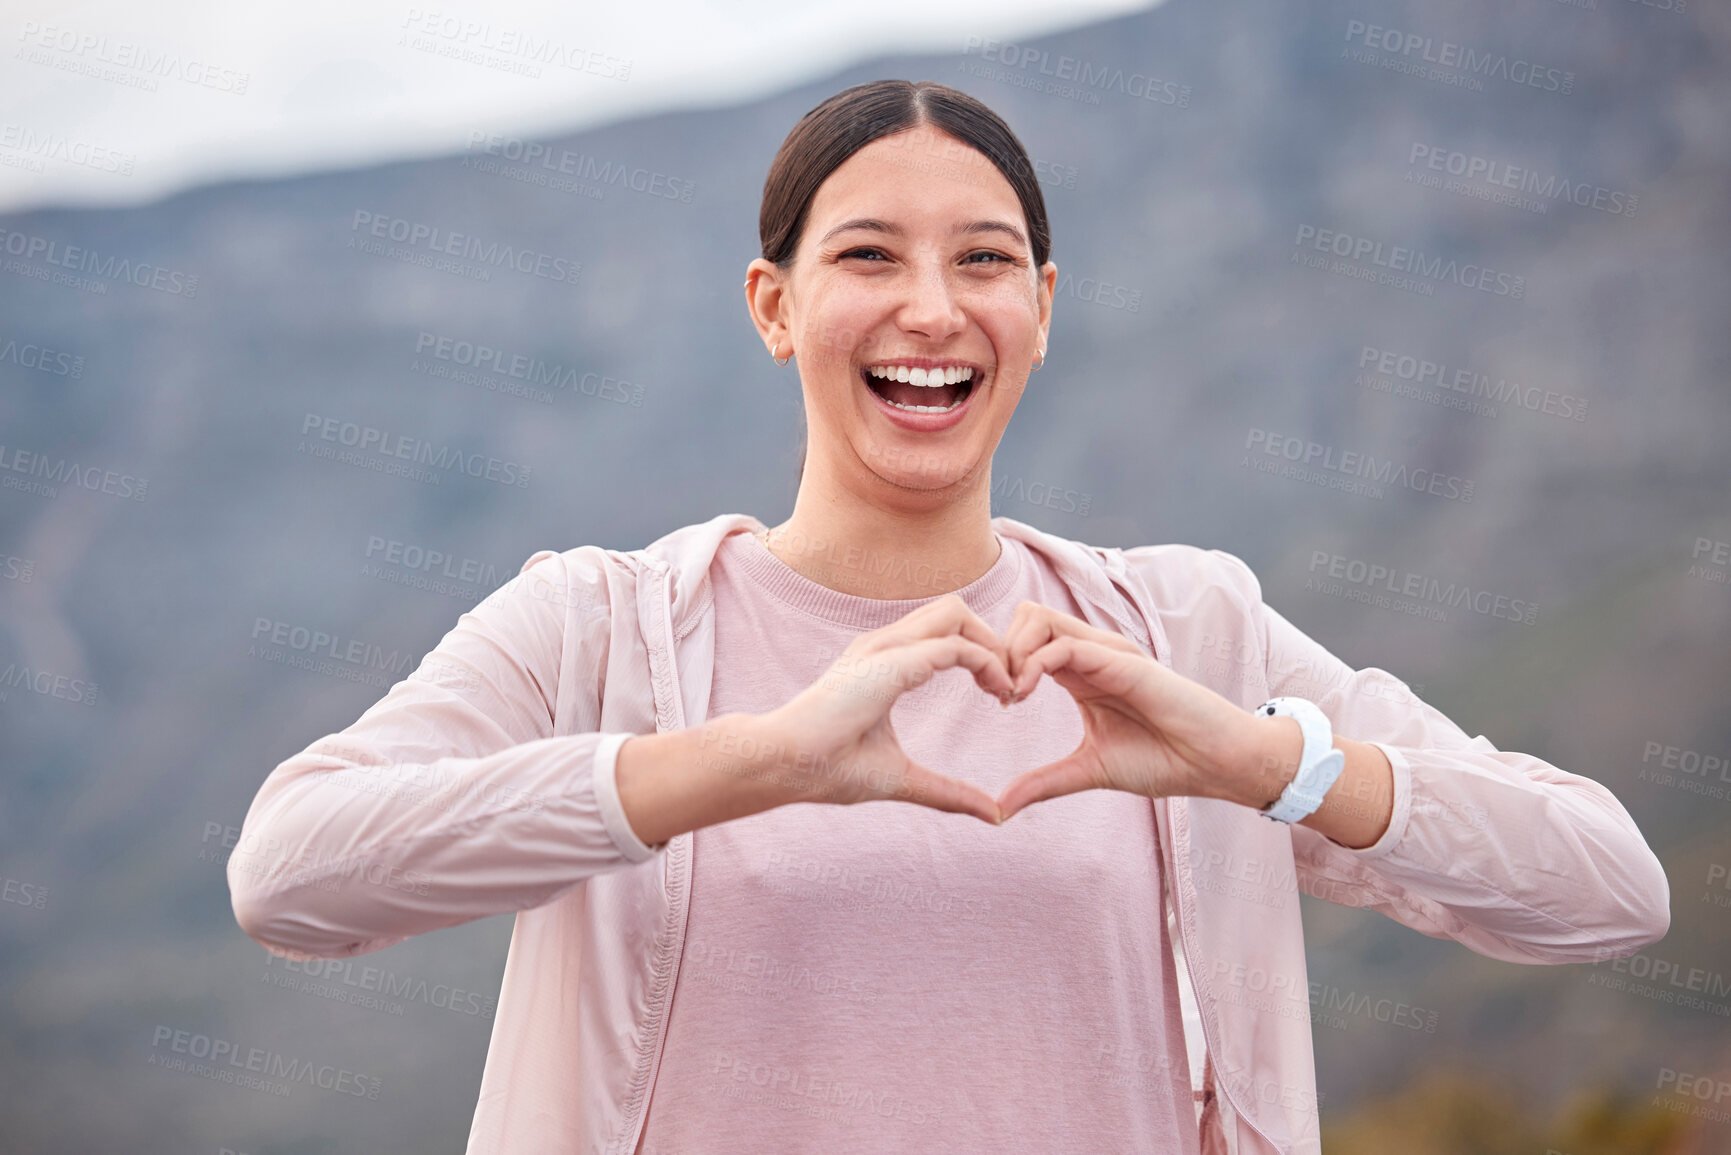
[859,363,976,414]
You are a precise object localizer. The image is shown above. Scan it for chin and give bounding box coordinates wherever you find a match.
[855,437,984,494]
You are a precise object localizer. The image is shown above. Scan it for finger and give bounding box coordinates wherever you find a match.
[1010,634,1150,701]
[891,634,1015,699]
[813,637,1012,733]
[914,596,1009,670]
[1004,611,1059,692]
[1006,603,1142,662]
[886,756,1003,825]
[859,594,1009,669]
[994,747,1102,822]
[1003,602,1140,687]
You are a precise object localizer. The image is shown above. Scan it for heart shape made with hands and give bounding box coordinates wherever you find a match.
[914,600,1268,825]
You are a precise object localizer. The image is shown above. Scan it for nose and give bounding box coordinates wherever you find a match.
[895,243,966,342]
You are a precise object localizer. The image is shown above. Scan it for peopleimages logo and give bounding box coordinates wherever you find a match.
[463,132,695,204]
[0,227,200,297]
[399,10,632,80]
[348,211,580,285]
[1307,550,1538,625]
[364,535,504,590]
[0,123,135,174]
[263,952,498,1018]
[959,36,1191,107]
[1588,951,1731,1008]
[1356,345,1587,421]
[990,473,1091,516]
[0,662,100,705]
[412,330,644,406]
[249,617,418,677]
[0,441,149,502]
[1,876,48,910]
[1407,143,1637,218]
[0,335,83,377]
[1243,428,1474,503]
[148,1026,381,1099]
[1293,225,1526,299]
[15,21,251,93]
[1342,20,1574,94]
[297,412,533,488]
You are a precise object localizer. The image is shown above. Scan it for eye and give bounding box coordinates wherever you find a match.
[840,246,889,261]
[962,251,1013,265]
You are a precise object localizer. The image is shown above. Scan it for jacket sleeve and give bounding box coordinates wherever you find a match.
[226,549,665,962]
[1204,548,1670,964]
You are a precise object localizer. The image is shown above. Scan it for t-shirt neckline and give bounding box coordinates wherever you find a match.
[725,526,1023,629]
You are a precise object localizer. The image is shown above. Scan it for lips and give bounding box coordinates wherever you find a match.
[858,361,984,434]
[860,363,976,413]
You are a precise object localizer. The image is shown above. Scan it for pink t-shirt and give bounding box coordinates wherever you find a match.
[634,529,1201,1154]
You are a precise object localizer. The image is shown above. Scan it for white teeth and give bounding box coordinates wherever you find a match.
[865,364,976,387]
[884,397,962,413]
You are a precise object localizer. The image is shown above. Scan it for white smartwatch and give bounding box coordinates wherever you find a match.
[1254,697,1346,824]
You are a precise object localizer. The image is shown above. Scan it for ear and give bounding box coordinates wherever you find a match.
[744,258,793,360]
[1036,260,1056,353]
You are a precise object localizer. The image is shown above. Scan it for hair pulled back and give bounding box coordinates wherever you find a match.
[759,79,1052,270]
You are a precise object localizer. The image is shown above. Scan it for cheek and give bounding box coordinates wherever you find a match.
[799,287,883,370]
[968,281,1040,329]
[978,314,1036,358]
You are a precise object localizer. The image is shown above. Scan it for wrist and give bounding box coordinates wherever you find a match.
[615,713,793,846]
[694,711,810,809]
[1233,713,1304,810]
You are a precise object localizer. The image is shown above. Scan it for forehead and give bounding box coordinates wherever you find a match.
[804,125,1025,233]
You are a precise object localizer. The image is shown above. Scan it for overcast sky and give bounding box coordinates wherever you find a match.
[0,0,1161,213]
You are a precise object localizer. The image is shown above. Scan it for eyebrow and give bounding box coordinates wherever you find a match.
[819,217,1028,248]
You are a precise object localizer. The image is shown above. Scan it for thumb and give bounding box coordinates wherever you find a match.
[994,745,1100,823]
[885,755,1003,826]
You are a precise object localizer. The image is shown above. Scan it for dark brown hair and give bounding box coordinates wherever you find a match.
[760,79,1052,269]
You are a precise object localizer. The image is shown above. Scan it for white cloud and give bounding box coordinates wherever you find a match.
[0,0,1162,212]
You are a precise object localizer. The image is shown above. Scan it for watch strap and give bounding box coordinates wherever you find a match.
[1255,696,1347,824]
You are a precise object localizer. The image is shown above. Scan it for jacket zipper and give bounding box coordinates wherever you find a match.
[619,559,697,1155]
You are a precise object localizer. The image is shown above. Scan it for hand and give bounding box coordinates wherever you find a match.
[756,594,1016,824]
[620,597,1294,846]
[993,602,1286,822]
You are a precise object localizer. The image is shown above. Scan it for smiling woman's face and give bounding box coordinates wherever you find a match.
[747,123,1056,504]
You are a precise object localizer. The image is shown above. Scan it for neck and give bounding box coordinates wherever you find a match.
[761,453,1000,600]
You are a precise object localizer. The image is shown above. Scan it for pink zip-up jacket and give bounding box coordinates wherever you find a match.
[227,512,1671,1155]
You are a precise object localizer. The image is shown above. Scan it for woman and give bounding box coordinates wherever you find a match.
[228,80,1670,1155]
